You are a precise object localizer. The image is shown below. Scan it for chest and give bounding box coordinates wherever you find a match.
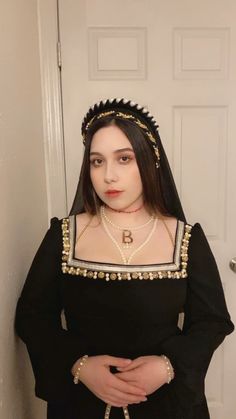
[75,226,175,265]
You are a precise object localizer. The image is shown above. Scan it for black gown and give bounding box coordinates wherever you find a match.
[15,216,234,419]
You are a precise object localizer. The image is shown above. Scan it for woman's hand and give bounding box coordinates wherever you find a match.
[71,355,148,407]
[115,355,168,395]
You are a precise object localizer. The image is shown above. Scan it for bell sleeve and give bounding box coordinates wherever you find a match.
[160,222,234,414]
[15,218,87,402]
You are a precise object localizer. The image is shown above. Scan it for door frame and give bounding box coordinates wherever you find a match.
[37,0,67,220]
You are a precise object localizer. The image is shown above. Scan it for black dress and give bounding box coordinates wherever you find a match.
[15,216,234,419]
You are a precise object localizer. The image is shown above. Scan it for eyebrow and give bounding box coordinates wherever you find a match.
[90,147,134,156]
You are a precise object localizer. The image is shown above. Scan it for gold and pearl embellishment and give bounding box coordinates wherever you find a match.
[61,217,192,281]
[104,404,130,419]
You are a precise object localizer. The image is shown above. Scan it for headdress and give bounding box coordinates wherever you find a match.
[81,98,161,168]
[70,98,186,222]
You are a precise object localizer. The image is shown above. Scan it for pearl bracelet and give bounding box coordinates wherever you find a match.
[161,355,174,384]
[73,355,89,384]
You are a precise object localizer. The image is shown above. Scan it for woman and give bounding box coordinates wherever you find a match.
[15,98,234,419]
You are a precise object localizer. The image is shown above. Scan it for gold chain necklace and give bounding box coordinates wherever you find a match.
[100,207,157,265]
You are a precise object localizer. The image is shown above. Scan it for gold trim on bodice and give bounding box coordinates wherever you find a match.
[61,216,192,281]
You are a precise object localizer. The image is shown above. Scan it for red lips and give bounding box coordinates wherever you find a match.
[105,189,123,196]
[105,189,122,193]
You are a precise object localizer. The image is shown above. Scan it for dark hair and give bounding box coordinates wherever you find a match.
[70,117,172,217]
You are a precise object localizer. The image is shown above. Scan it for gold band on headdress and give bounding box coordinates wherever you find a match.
[82,109,160,168]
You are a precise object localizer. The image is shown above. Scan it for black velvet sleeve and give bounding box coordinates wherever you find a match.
[15,218,87,402]
[160,223,234,414]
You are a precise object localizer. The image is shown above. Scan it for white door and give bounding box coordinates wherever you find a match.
[58,1,236,417]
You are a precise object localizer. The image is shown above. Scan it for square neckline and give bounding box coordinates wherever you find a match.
[65,215,186,273]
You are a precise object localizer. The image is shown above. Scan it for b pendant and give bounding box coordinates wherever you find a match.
[122,230,133,248]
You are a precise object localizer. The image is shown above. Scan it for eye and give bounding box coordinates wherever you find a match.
[90,158,103,167]
[119,155,132,163]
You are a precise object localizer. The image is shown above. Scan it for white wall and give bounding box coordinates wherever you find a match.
[0,0,48,417]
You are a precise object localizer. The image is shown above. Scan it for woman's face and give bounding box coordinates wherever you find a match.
[89,124,143,211]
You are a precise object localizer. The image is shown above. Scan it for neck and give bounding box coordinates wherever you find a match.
[107,204,144,214]
[102,204,153,227]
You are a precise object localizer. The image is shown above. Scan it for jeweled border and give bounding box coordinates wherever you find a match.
[61,218,192,281]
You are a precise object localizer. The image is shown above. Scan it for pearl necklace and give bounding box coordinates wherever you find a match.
[100,207,157,265]
[101,205,154,231]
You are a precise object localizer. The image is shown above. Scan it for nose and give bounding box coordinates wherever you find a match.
[104,163,118,183]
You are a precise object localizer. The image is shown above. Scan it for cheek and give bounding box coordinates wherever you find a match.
[90,169,96,188]
[90,168,94,183]
[132,167,143,190]
[90,168,101,191]
[125,168,143,196]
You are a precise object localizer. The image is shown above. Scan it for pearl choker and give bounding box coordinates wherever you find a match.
[101,206,154,231]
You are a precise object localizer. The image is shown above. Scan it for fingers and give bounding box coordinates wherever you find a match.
[80,355,148,408]
[115,372,136,381]
[104,355,132,368]
[116,357,144,371]
[103,399,137,408]
[104,387,147,407]
[112,374,146,395]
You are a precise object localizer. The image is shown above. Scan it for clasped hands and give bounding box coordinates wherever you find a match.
[74,354,168,408]
[115,355,168,395]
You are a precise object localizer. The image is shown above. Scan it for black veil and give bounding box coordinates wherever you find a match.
[69,99,186,223]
